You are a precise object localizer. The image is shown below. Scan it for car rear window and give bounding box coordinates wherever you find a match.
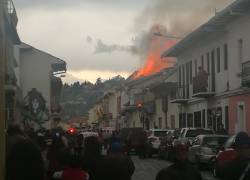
[202,136,228,147]
[186,129,214,137]
[154,131,167,137]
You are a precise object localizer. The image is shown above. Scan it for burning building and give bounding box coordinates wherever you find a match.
[133,24,177,79]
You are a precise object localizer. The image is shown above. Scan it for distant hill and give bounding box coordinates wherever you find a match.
[60,75,125,121]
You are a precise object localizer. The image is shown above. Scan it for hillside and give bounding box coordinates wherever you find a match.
[60,76,125,121]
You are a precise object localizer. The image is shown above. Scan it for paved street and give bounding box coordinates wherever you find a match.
[131,156,217,180]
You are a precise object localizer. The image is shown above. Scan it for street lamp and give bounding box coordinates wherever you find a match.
[153,32,183,40]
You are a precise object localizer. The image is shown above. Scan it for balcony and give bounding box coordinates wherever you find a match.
[242,61,250,86]
[170,86,189,104]
[52,60,67,75]
[4,0,18,27]
[192,71,215,98]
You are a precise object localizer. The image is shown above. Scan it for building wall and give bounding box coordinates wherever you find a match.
[173,12,250,133]
[177,13,250,98]
[152,98,166,129]
[229,93,250,134]
[108,92,118,128]
[20,49,52,112]
[226,14,250,91]
[128,111,141,128]
[167,96,179,129]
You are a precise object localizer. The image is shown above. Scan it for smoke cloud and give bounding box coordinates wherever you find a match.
[92,0,234,58]
[94,39,133,54]
[86,36,93,44]
[92,32,150,56]
[135,0,234,36]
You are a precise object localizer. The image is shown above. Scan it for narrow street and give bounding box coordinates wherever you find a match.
[132,156,217,180]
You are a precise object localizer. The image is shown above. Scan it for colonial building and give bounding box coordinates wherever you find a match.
[15,43,66,129]
[1,0,20,127]
[163,0,250,134]
[0,0,20,176]
[121,68,179,130]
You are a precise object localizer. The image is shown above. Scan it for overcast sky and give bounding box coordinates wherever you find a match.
[13,0,233,83]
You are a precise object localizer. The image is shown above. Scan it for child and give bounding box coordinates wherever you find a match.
[53,154,88,180]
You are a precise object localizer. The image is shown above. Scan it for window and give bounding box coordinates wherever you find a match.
[206,53,210,74]
[211,50,216,92]
[195,59,198,76]
[186,63,189,84]
[193,137,201,145]
[187,113,193,127]
[179,66,181,86]
[225,106,229,131]
[238,39,243,63]
[224,44,228,70]
[182,65,185,97]
[202,136,228,147]
[202,109,206,128]
[194,111,202,128]
[186,63,190,98]
[201,55,204,69]
[171,115,175,129]
[190,61,193,84]
[158,117,162,129]
[217,47,221,73]
[237,103,246,132]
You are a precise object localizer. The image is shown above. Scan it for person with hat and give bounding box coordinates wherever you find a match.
[156,143,202,180]
[221,132,250,180]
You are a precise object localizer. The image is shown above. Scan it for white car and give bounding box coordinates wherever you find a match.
[179,128,214,145]
[188,135,229,164]
[80,131,99,138]
[147,129,168,156]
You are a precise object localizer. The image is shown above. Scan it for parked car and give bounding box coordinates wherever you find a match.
[79,131,99,138]
[212,135,239,178]
[159,129,181,160]
[119,128,145,154]
[179,128,214,145]
[188,135,229,165]
[147,129,168,156]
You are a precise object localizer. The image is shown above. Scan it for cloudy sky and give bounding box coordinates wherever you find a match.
[13,0,233,84]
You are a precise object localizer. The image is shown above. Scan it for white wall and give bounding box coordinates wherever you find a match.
[19,44,66,129]
[177,13,250,98]
[20,48,52,111]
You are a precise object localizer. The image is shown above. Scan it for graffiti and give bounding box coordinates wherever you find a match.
[22,88,49,126]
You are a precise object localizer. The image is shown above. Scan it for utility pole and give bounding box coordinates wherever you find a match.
[0,0,6,179]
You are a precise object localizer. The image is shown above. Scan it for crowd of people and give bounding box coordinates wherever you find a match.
[6,126,135,180]
[5,125,250,180]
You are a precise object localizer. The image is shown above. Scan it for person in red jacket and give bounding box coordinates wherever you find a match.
[53,154,88,180]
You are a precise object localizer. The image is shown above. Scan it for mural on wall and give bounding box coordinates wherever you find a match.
[22,88,49,127]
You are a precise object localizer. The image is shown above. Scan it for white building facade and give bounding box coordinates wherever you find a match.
[164,0,250,134]
[16,43,66,129]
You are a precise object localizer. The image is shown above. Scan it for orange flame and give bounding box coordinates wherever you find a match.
[134,25,177,79]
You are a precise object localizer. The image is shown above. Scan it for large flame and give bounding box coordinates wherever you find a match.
[134,25,177,79]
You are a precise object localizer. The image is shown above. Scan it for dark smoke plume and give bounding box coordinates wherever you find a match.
[93,0,233,57]
[86,36,93,44]
[94,39,133,54]
[135,0,234,36]
[92,32,150,56]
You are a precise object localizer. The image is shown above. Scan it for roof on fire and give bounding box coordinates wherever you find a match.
[162,0,250,57]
